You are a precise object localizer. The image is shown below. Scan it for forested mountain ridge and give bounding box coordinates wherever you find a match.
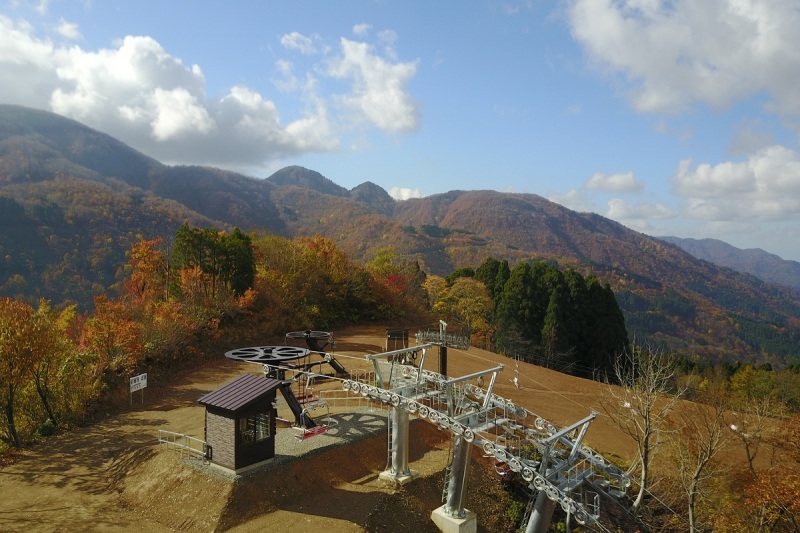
[1,104,799,365]
[659,236,800,291]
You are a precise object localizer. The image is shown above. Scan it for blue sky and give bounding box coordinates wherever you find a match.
[2,1,800,262]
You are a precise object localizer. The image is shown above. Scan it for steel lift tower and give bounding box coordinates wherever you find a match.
[224,333,629,533]
[344,342,629,533]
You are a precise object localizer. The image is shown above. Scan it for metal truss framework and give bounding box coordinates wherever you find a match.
[224,342,629,532]
[344,344,630,532]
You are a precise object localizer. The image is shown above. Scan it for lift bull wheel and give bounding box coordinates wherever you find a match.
[225,345,310,364]
[284,330,347,375]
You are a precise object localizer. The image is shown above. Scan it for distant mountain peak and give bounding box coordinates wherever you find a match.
[265,165,349,197]
[350,181,393,201]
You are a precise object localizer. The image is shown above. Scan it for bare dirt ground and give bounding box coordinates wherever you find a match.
[0,325,757,532]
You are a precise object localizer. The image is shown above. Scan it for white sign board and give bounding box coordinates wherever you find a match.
[130,373,148,393]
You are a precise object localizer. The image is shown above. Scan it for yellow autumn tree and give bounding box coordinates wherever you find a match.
[0,298,35,447]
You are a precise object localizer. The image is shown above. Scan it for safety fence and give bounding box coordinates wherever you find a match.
[158,429,208,459]
[319,388,389,413]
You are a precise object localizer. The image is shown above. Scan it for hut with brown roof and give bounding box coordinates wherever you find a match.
[198,373,282,473]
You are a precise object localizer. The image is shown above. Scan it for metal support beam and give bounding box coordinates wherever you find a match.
[525,490,556,533]
[444,434,473,518]
[481,371,500,410]
[439,321,448,377]
[379,406,419,485]
[541,412,596,446]
[568,415,593,461]
[445,365,505,386]
[366,344,432,388]
[391,407,411,476]
[443,366,504,418]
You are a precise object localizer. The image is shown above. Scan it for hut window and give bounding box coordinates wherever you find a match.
[239,413,270,445]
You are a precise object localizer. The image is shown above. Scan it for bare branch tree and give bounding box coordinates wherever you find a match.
[602,342,684,513]
[728,395,785,476]
[670,389,730,532]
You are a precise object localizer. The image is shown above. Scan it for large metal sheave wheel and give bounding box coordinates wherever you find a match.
[285,330,331,341]
[224,345,310,363]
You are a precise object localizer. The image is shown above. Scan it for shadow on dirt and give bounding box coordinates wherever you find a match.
[3,413,167,497]
[146,359,253,413]
[216,419,448,533]
[335,341,385,354]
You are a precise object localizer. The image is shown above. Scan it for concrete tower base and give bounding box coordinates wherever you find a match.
[378,469,419,485]
[430,506,477,533]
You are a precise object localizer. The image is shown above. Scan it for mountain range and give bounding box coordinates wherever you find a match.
[659,236,800,291]
[1,104,798,365]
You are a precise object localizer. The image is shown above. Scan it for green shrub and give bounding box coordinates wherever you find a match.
[36,419,57,438]
[505,498,525,525]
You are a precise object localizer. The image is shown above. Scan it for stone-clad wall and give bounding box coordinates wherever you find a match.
[206,410,235,470]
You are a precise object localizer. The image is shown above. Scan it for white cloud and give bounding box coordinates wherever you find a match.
[150,87,215,140]
[604,198,677,234]
[272,59,300,93]
[327,38,420,133]
[377,29,398,59]
[280,32,317,55]
[0,17,419,172]
[569,147,800,258]
[568,0,800,120]
[389,186,422,200]
[548,188,595,213]
[56,18,81,40]
[671,145,800,220]
[48,34,211,136]
[353,23,371,36]
[607,198,676,220]
[0,15,60,108]
[586,171,644,193]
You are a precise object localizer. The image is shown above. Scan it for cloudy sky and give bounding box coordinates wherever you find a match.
[2,1,800,261]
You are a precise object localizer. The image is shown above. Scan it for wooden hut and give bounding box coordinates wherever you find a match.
[198,373,281,473]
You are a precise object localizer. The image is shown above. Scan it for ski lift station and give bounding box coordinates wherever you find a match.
[189,327,630,533]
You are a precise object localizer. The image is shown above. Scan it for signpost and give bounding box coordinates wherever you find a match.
[130,373,147,404]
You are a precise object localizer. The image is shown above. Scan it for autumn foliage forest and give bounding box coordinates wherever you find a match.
[0,227,429,451]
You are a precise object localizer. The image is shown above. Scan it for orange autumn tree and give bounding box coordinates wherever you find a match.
[124,237,171,307]
[251,235,424,331]
[0,298,36,447]
[119,235,257,364]
[0,298,82,447]
[28,300,78,428]
[121,238,196,361]
[81,295,144,376]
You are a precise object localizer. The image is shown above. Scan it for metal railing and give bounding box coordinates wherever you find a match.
[158,430,208,458]
[319,389,388,412]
